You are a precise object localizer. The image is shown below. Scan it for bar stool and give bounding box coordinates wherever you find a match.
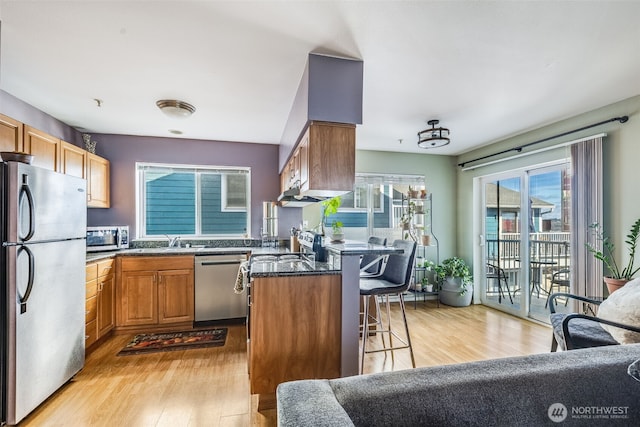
[360,236,388,351]
[359,240,417,374]
[360,236,387,277]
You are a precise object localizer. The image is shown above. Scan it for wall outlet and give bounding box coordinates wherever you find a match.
[302,220,308,228]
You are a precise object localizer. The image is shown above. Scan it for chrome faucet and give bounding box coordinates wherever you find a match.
[165,235,181,248]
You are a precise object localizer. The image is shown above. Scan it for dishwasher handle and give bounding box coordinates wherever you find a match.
[197,260,243,266]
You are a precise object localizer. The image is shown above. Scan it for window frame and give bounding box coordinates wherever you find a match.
[136,162,251,239]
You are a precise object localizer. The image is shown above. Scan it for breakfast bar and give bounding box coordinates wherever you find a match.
[246,239,402,407]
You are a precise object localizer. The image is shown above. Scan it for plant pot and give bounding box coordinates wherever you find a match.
[603,277,628,294]
[421,235,431,246]
[330,231,344,243]
[439,277,473,307]
[425,284,434,293]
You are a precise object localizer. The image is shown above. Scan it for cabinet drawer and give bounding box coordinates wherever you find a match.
[86,295,97,323]
[85,319,97,348]
[97,259,114,278]
[86,263,98,282]
[120,256,194,272]
[86,278,98,299]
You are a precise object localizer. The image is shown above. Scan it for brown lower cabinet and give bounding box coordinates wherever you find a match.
[116,256,194,332]
[85,258,115,350]
[249,273,342,396]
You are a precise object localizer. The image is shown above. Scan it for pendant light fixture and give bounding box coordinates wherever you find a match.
[417,119,450,148]
[156,99,196,119]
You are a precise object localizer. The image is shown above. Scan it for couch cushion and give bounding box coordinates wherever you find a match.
[326,345,640,426]
[550,313,618,350]
[598,277,640,344]
[277,380,354,427]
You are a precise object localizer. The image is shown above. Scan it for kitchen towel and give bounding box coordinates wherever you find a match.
[234,261,250,294]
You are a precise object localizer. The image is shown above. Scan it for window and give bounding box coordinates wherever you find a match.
[339,183,383,211]
[329,173,425,241]
[137,163,250,238]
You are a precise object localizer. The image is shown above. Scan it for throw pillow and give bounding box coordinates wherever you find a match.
[597,278,640,344]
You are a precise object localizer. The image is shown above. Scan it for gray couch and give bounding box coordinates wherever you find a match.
[277,344,640,426]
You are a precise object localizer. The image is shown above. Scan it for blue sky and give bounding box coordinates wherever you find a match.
[498,171,563,219]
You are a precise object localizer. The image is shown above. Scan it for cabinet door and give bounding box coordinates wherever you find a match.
[118,271,158,326]
[61,140,87,178]
[0,114,23,152]
[250,275,341,395]
[298,134,309,190]
[97,275,115,337]
[87,153,110,208]
[158,269,194,324]
[306,122,355,192]
[24,126,61,171]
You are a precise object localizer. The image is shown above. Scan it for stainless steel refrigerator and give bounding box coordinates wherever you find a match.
[1,161,87,425]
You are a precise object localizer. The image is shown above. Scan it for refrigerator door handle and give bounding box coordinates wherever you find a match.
[17,244,35,314]
[19,174,36,241]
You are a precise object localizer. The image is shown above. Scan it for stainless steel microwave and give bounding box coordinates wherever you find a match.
[86,226,129,252]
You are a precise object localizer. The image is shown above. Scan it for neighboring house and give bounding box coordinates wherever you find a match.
[484,183,555,236]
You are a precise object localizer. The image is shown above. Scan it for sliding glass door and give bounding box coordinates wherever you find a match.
[479,162,571,322]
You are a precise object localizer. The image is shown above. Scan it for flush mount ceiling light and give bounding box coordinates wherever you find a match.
[417,119,450,148]
[156,99,196,119]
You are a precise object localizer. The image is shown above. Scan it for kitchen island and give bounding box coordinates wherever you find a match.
[247,240,401,408]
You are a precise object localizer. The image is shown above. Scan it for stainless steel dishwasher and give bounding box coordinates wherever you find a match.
[194,254,248,322]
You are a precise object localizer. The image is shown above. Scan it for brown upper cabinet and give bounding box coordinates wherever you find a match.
[61,140,87,178]
[0,114,110,208]
[0,113,24,153]
[87,153,110,208]
[24,125,62,172]
[281,121,355,198]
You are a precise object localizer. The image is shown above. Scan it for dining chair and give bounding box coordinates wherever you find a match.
[545,268,570,308]
[486,263,513,304]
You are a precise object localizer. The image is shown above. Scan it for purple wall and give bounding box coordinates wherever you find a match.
[86,134,302,239]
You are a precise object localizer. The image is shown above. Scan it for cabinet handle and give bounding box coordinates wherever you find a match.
[86,310,90,314]
[85,335,90,340]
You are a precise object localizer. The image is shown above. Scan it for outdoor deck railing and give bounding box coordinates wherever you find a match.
[486,232,570,293]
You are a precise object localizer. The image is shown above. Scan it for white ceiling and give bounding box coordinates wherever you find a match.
[1,1,640,156]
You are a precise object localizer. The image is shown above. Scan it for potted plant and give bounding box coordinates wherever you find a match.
[321,196,344,242]
[421,277,434,293]
[586,218,640,293]
[434,257,473,306]
[399,199,418,241]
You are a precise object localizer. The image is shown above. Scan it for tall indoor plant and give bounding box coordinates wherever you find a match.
[586,217,640,293]
[435,257,473,307]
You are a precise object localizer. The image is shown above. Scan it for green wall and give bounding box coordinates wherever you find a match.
[456,94,640,274]
[304,150,458,260]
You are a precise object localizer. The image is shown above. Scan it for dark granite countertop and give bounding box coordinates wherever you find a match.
[86,246,286,263]
[249,259,339,277]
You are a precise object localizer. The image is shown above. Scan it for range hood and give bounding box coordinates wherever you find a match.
[277,187,327,207]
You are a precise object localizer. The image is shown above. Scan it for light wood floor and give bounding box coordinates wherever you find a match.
[20,301,551,426]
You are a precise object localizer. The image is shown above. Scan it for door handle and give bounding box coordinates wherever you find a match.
[19,174,36,242]
[17,245,35,314]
